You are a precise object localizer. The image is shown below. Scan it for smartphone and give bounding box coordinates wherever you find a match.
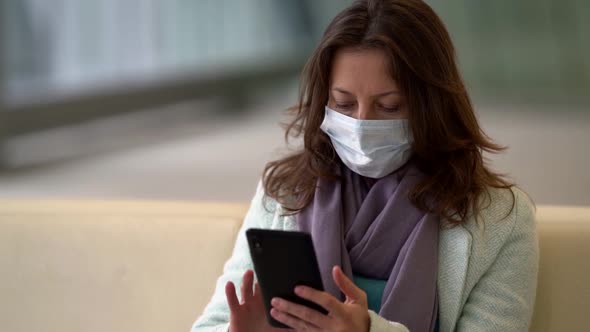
[246,228,328,329]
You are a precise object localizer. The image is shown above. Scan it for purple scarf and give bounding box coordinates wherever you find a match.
[296,163,439,332]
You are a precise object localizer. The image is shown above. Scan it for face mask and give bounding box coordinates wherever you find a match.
[320,106,413,178]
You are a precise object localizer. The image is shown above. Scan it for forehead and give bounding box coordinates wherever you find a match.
[329,47,398,93]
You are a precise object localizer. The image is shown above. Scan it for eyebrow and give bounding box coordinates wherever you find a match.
[332,87,400,98]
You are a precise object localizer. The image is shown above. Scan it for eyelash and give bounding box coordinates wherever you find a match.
[335,103,354,110]
[381,105,400,113]
[334,103,400,112]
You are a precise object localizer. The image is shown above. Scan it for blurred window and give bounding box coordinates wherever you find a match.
[1,0,322,104]
[1,0,587,107]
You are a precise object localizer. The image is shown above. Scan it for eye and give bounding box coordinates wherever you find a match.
[334,103,354,110]
[380,104,400,113]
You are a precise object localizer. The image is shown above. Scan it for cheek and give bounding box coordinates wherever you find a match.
[395,103,410,119]
[398,108,410,119]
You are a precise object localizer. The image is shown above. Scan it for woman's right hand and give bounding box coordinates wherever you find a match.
[226,269,287,332]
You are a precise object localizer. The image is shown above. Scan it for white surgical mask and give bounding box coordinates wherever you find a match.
[320,106,413,178]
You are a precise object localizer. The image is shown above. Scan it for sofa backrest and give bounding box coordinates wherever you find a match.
[531,206,590,331]
[0,200,589,332]
[0,200,247,332]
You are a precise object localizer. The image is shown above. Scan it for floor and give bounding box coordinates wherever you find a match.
[0,90,588,207]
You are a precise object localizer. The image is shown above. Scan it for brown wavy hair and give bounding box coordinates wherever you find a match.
[262,0,514,225]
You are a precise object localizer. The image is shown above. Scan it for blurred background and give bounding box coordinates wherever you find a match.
[0,0,588,205]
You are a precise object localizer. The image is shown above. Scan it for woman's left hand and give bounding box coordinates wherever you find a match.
[270,265,370,332]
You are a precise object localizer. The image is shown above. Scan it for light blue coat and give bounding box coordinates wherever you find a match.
[193,182,538,332]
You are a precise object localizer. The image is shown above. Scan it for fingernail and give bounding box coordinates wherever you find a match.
[271,298,280,306]
[294,286,304,295]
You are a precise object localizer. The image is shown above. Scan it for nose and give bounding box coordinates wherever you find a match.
[355,104,374,120]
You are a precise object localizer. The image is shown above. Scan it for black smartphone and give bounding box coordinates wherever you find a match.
[246,228,328,329]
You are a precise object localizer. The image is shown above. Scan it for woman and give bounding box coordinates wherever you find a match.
[193,0,538,331]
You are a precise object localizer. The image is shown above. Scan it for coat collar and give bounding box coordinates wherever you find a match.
[437,225,472,332]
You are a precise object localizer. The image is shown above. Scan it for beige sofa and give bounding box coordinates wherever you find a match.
[0,200,588,332]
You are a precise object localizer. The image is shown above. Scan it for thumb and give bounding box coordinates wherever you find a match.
[332,265,365,304]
